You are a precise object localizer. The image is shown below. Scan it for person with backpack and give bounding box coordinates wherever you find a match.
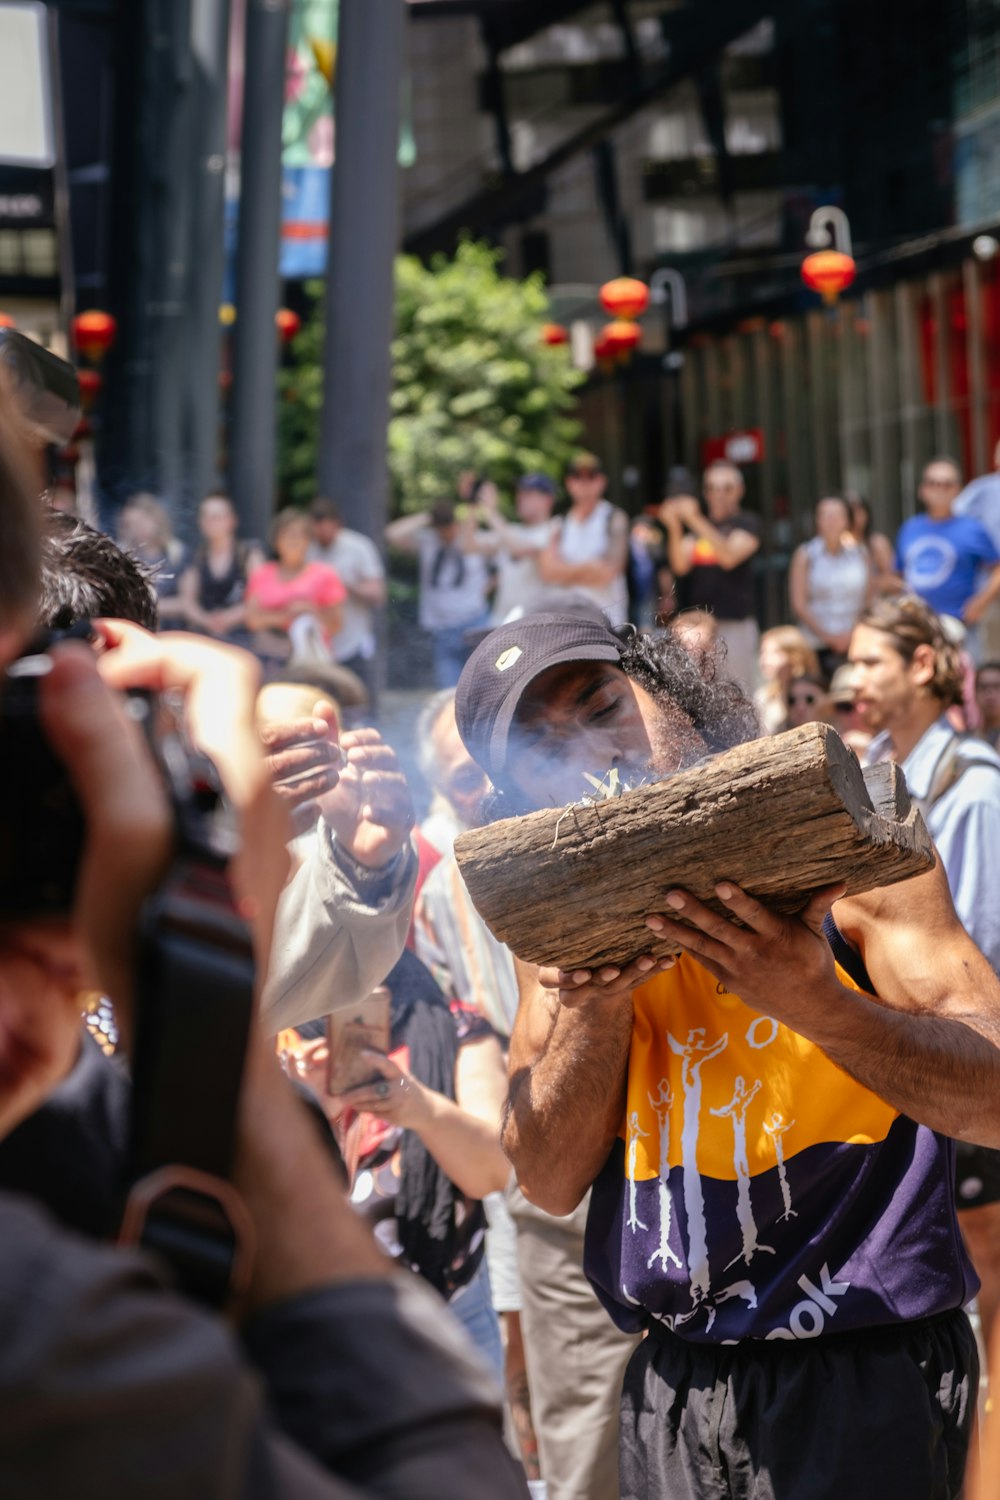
[850,593,1000,1364]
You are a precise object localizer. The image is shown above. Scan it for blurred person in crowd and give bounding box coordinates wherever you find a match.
[308,498,386,706]
[411,672,637,1500]
[287,948,510,1378]
[386,500,493,687]
[48,479,78,516]
[851,595,1000,1361]
[474,474,559,625]
[117,490,188,622]
[412,690,515,1033]
[670,607,719,660]
[660,460,761,689]
[754,624,821,735]
[896,458,1000,660]
[828,662,872,756]
[976,661,1000,749]
[536,452,629,626]
[246,507,346,665]
[456,609,1000,1500]
[0,394,526,1497]
[790,495,871,678]
[783,671,830,730]
[956,439,1000,664]
[849,496,899,595]
[178,492,265,647]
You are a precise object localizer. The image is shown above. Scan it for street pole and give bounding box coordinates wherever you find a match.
[230,0,290,543]
[317,0,404,542]
[184,0,232,532]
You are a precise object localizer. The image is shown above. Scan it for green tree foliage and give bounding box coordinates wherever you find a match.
[277,240,583,512]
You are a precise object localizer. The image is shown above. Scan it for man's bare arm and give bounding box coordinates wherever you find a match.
[503,952,663,1214]
[537,509,629,591]
[651,861,1000,1147]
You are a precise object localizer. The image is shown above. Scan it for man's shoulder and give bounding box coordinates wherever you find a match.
[339,527,383,559]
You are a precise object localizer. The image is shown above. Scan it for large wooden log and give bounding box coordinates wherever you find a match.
[453,722,934,972]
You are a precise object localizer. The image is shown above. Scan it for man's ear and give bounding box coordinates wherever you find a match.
[911,642,938,689]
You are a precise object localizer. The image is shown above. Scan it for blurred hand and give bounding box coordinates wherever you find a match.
[94,622,290,977]
[0,644,172,1137]
[963,593,988,627]
[319,728,414,869]
[670,495,702,526]
[260,700,341,836]
[328,1049,431,1131]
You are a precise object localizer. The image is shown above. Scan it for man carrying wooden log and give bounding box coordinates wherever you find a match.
[454,611,1000,1500]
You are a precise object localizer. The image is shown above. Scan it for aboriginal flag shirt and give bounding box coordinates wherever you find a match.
[584,950,975,1343]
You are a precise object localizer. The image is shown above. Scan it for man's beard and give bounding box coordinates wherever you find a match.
[626,697,709,787]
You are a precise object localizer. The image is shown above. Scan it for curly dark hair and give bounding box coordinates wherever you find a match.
[483,625,759,819]
[618,626,759,751]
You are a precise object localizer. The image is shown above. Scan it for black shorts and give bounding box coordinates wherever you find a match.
[619,1308,977,1500]
[955,1142,1000,1209]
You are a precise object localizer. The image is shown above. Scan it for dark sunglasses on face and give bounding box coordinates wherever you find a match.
[790,691,820,707]
[567,468,601,480]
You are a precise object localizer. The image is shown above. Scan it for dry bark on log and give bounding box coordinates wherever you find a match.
[454,722,934,972]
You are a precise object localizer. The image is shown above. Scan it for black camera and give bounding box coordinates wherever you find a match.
[0,328,81,449]
[0,627,238,918]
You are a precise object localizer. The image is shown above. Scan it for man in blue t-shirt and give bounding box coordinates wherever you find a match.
[896,458,1000,643]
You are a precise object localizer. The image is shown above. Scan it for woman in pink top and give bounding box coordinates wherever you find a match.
[246,507,346,656]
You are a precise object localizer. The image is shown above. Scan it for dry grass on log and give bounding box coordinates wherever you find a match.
[454,723,934,972]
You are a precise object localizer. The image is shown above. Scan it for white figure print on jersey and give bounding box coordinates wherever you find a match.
[646,1079,681,1270]
[626,1111,650,1232]
[667,1027,729,1304]
[711,1076,775,1269]
[763,1111,798,1222]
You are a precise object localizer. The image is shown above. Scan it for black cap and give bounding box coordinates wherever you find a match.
[455,613,627,785]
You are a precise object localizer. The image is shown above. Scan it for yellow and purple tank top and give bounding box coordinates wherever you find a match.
[584,950,975,1343]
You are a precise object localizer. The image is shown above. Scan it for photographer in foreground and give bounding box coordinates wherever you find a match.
[0,401,526,1498]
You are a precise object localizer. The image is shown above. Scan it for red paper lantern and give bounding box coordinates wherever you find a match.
[0,312,15,329]
[601,319,642,357]
[71,309,117,362]
[599,277,650,320]
[77,368,103,412]
[801,250,856,305]
[593,330,616,370]
[541,321,569,346]
[275,307,301,343]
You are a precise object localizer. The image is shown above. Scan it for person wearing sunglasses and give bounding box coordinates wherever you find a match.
[537,453,629,626]
[896,458,1000,661]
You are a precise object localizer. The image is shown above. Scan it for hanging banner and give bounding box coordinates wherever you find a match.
[280,1,338,279]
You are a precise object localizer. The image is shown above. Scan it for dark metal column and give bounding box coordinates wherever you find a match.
[229,0,290,543]
[317,0,404,541]
[182,0,232,531]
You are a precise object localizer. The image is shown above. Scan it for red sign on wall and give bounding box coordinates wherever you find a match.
[701,428,766,467]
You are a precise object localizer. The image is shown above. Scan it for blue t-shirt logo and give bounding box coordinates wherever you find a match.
[896,513,1000,619]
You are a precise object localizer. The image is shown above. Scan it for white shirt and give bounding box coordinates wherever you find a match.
[556,499,628,625]
[798,536,869,647]
[309,529,385,662]
[417,532,491,632]
[490,520,557,623]
[867,716,1000,971]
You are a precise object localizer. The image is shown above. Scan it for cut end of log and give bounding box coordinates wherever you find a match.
[454,723,935,972]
